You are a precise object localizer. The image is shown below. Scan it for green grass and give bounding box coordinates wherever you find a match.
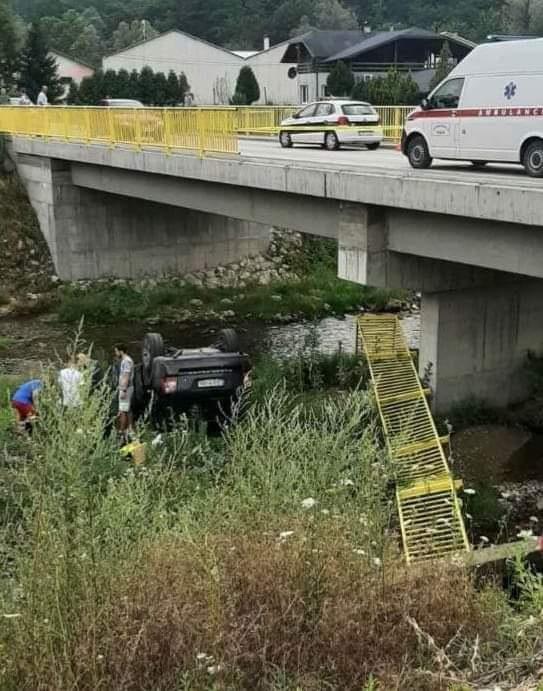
[1,359,541,689]
[57,263,404,324]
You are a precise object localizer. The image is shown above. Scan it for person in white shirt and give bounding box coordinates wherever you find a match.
[37,86,48,106]
[114,343,134,437]
[58,357,83,408]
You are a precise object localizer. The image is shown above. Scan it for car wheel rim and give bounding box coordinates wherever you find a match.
[142,349,151,368]
[530,151,543,170]
[280,133,290,145]
[412,144,423,162]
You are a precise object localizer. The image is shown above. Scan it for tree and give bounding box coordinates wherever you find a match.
[101,68,119,97]
[67,79,80,104]
[111,19,158,51]
[234,65,260,105]
[115,68,130,98]
[78,71,103,104]
[128,69,139,99]
[352,69,419,105]
[292,0,359,34]
[40,9,104,67]
[0,0,19,90]
[138,65,156,104]
[327,60,354,96]
[18,23,63,102]
[429,41,453,91]
[153,70,168,105]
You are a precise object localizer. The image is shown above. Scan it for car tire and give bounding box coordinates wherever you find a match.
[279,131,293,148]
[407,135,432,169]
[324,132,340,151]
[522,140,543,177]
[366,142,381,151]
[215,328,240,353]
[142,332,164,386]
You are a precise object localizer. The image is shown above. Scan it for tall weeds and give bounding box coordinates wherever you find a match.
[0,380,541,689]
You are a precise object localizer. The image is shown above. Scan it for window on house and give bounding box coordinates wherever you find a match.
[299,84,309,103]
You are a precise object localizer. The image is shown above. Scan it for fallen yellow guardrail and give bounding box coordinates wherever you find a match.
[357,314,470,563]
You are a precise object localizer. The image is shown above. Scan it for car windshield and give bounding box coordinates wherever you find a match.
[342,104,374,115]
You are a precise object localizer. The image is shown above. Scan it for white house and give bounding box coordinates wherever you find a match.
[50,50,95,85]
[245,40,299,104]
[50,50,95,101]
[102,30,245,105]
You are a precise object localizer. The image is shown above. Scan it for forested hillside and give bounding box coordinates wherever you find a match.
[4,0,542,66]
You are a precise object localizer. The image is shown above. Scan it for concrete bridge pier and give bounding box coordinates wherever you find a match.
[13,153,270,280]
[338,202,543,412]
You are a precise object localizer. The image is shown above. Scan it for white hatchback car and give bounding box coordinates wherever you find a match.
[279,99,383,150]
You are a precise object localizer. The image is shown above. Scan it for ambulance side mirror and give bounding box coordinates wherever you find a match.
[421,98,431,111]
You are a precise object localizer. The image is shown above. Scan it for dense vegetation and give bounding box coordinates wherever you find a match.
[0,0,539,81]
[1,355,543,689]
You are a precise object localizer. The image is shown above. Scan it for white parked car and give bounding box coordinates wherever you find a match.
[279,99,384,151]
[402,38,543,176]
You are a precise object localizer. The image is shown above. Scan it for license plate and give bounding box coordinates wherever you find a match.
[197,378,225,388]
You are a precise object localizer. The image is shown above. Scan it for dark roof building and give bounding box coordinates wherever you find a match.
[281,27,474,102]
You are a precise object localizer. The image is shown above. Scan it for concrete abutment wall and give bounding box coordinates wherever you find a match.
[13,153,270,280]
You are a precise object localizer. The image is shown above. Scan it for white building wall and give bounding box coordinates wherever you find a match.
[103,31,244,105]
[50,51,94,84]
[246,43,299,105]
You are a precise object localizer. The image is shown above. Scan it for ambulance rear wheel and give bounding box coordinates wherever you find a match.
[407,135,432,169]
[522,140,543,177]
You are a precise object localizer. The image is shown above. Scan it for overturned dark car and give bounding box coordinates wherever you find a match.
[132,329,251,426]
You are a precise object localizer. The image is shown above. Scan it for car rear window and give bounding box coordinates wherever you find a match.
[342,104,375,115]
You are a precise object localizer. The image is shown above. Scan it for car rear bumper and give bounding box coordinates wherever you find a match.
[336,127,384,144]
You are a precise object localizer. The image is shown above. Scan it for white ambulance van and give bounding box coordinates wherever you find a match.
[402,39,543,176]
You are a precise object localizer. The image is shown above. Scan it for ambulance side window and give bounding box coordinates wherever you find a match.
[430,78,465,109]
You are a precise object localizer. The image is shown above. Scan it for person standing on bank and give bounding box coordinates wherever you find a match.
[37,85,48,106]
[58,356,82,408]
[114,344,134,439]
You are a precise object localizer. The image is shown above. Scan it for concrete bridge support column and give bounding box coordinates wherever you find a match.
[336,202,543,413]
[419,279,543,412]
[13,153,270,281]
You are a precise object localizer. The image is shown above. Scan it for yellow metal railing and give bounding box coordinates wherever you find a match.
[357,314,469,563]
[234,105,412,143]
[0,106,239,156]
[0,104,413,152]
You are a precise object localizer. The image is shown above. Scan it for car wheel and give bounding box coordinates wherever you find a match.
[324,132,340,151]
[522,140,543,177]
[366,142,381,151]
[407,135,432,169]
[279,131,293,148]
[142,332,164,386]
[214,328,240,353]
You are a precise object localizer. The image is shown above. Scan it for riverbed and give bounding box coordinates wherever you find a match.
[0,311,421,373]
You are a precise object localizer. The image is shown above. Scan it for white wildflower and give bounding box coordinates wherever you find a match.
[279,531,294,541]
[207,665,222,675]
[373,557,382,567]
[301,497,317,510]
[353,549,366,556]
[2,613,21,619]
[518,529,534,539]
[339,478,354,487]
[151,434,163,447]
[321,509,330,515]
[196,653,207,661]
[466,513,473,520]
[76,428,84,435]
[464,488,476,495]
[479,536,489,544]
[529,516,539,523]
[96,654,104,662]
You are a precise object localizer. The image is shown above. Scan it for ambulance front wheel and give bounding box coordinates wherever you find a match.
[522,139,543,178]
[407,135,432,170]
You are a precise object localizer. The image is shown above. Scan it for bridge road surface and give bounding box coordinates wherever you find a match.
[238,138,541,188]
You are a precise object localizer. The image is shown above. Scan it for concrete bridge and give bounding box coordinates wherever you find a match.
[7,135,543,412]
